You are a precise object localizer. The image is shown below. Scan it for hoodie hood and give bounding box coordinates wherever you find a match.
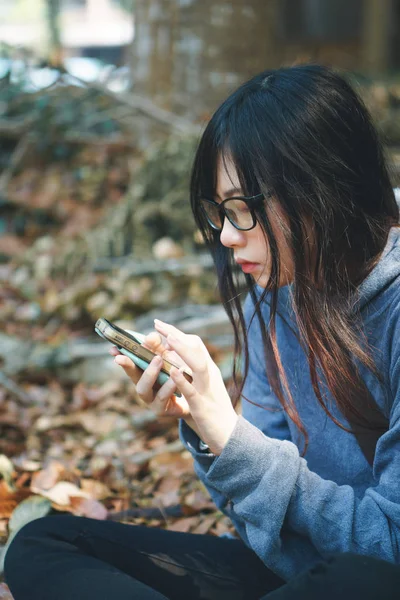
[356,226,400,312]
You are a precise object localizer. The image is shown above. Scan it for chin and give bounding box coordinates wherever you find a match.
[253,274,269,288]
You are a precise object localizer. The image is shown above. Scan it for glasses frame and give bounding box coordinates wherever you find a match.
[200,192,270,232]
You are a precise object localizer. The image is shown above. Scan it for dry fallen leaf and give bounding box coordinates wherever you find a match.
[166,516,200,533]
[31,482,90,506]
[149,452,193,478]
[34,411,126,437]
[154,476,181,507]
[182,488,215,513]
[71,381,122,410]
[30,461,65,492]
[0,481,33,520]
[191,514,218,535]
[69,496,108,520]
[76,412,126,436]
[80,479,112,500]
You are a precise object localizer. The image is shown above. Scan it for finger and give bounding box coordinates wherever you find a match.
[162,349,193,375]
[154,319,187,341]
[154,321,202,353]
[135,355,164,404]
[142,331,174,356]
[170,366,198,403]
[142,331,165,353]
[109,346,121,356]
[165,334,207,374]
[142,329,191,373]
[114,353,144,384]
[152,376,179,414]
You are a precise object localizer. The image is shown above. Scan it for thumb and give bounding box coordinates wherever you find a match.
[142,331,167,354]
[145,332,191,373]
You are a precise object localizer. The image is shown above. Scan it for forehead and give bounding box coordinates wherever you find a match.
[216,155,241,196]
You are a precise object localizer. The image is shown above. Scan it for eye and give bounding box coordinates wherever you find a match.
[228,199,250,213]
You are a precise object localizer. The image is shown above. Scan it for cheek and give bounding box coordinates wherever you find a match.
[252,227,269,256]
[255,227,293,279]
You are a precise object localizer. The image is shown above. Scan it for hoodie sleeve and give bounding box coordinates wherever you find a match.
[179,417,323,580]
[180,391,400,580]
[187,391,400,579]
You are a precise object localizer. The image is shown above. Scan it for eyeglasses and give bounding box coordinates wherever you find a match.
[200,192,269,231]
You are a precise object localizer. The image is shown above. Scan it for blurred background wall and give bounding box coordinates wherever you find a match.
[131,0,400,118]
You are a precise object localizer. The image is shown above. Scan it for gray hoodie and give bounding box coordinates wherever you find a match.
[180,225,400,581]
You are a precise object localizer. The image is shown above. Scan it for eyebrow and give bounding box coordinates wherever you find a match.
[215,187,243,200]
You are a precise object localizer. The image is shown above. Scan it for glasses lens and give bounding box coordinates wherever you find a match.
[224,199,254,230]
[201,199,223,229]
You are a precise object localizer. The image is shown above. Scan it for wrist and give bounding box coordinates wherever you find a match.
[212,413,239,456]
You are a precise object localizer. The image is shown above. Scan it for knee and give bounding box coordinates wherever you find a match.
[4,515,78,577]
[8,514,72,547]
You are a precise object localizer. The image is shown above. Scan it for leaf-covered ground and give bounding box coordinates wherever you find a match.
[0,345,236,597]
[0,78,237,597]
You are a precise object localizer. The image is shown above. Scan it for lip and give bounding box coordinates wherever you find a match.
[235,259,260,273]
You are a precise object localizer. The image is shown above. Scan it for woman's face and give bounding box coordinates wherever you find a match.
[216,155,294,288]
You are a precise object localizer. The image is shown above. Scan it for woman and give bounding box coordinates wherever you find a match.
[5,64,400,599]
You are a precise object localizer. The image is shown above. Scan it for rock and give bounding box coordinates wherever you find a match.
[152,237,185,259]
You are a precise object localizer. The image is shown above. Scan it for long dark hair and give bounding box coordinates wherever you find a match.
[190,64,399,454]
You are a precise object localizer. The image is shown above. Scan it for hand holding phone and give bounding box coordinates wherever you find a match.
[95,318,192,397]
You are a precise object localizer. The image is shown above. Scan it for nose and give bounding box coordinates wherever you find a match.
[220,216,246,248]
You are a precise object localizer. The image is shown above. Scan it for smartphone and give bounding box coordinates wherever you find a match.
[94,318,192,395]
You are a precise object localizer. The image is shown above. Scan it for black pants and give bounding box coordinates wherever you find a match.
[4,515,400,599]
